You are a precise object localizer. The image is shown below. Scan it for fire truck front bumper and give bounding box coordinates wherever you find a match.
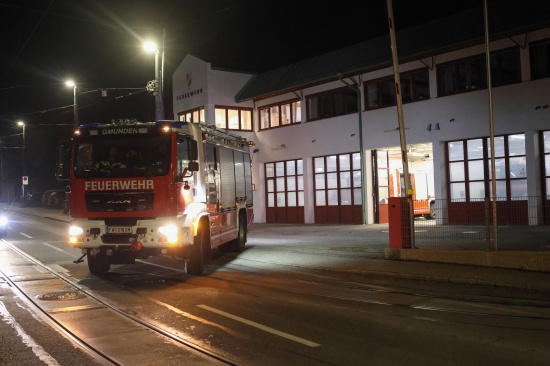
[68,218,194,251]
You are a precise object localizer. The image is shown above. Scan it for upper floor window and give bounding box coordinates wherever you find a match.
[530,39,550,80]
[259,99,301,130]
[215,106,253,131]
[178,107,204,123]
[491,48,521,87]
[437,48,520,97]
[365,68,429,110]
[306,87,357,122]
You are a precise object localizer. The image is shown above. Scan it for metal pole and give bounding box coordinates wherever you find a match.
[387,0,414,247]
[73,85,79,127]
[338,74,367,225]
[154,50,163,121]
[21,124,25,200]
[357,91,366,225]
[160,28,165,119]
[22,124,25,174]
[484,0,498,250]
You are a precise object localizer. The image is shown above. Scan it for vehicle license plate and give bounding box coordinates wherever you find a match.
[107,226,132,234]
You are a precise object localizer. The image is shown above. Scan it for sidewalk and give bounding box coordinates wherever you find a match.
[7,203,550,294]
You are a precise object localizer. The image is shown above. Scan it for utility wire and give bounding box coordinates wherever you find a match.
[11,88,148,118]
[76,89,147,111]
[0,1,113,27]
[0,0,55,84]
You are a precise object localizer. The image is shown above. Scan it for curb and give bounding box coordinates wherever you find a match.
[385,248,550,273]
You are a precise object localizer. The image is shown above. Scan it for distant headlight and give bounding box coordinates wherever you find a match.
[69,226,84,236]
[0,216,7,226]
[158,224,178,237]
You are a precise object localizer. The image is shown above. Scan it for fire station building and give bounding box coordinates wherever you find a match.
[171,4,550,225]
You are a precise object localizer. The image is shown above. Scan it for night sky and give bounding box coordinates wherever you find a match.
[0,0,484,192]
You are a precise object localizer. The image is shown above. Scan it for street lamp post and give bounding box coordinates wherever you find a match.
[65,81,79,127]
[17,121,26,199]
[144,33,165,121]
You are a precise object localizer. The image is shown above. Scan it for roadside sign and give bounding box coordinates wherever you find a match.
[22,176,28,185]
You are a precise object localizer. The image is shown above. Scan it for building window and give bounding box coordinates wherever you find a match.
[437,48,520,97]
[530,39,550,80]
[491,48,521,87]
[178,107,204,123]
[313,152,362,224]
[265,159,304,223]
[259,99,301,130]
[214,106,253,131]
[365,68,429,109]
[266,159,304,209]
[447,133,526,201]
[306,87,357,122]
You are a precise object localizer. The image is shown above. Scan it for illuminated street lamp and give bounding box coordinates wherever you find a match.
[17,120,26,198]
[144,36,165,121]
[65,80,79,127]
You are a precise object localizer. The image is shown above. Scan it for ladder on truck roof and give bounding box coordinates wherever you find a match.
[198,122,248,149]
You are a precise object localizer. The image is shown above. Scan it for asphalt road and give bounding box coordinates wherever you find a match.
[1,209,550,365]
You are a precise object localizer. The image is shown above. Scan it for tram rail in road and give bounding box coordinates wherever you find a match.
[0,238,235,366]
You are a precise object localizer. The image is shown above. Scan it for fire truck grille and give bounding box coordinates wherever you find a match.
[86,191,154,212]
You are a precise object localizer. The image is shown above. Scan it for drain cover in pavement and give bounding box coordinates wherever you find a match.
[36,291,84,301]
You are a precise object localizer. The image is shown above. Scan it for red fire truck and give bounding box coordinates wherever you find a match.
[57,120,253,276]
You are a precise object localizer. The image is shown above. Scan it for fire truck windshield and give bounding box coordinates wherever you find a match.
[74,135,171,178]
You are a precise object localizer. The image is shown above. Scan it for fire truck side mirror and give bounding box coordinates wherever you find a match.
[177,136,198,161]
[173,161,199,183]
[188,139,198,161]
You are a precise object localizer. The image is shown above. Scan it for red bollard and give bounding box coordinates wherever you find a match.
[388,197,412,249]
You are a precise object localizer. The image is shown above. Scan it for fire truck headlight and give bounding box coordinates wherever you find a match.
[159,224,179,245]
[69,225,84,246]
[0,215,8,226]
[69,226,84,236]
[159,224,178,237]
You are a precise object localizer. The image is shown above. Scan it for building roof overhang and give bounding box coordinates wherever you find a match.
[233,2,550,103]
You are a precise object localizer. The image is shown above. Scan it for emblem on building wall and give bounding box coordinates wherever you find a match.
[176,72,202,101]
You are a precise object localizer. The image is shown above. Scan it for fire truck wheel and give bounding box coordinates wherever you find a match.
[87,252,111,276]
[230,216,247,253]
[187,228,205,275]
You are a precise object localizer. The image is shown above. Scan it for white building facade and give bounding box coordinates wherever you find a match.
[172,18,550,226]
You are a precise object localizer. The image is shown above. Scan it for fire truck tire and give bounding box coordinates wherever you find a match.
[87,252,111,276]
[230,216,247,253]
[187,227,205,275]
[426,202,436,220]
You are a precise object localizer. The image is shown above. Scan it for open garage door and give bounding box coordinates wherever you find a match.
[374,143,434,223]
